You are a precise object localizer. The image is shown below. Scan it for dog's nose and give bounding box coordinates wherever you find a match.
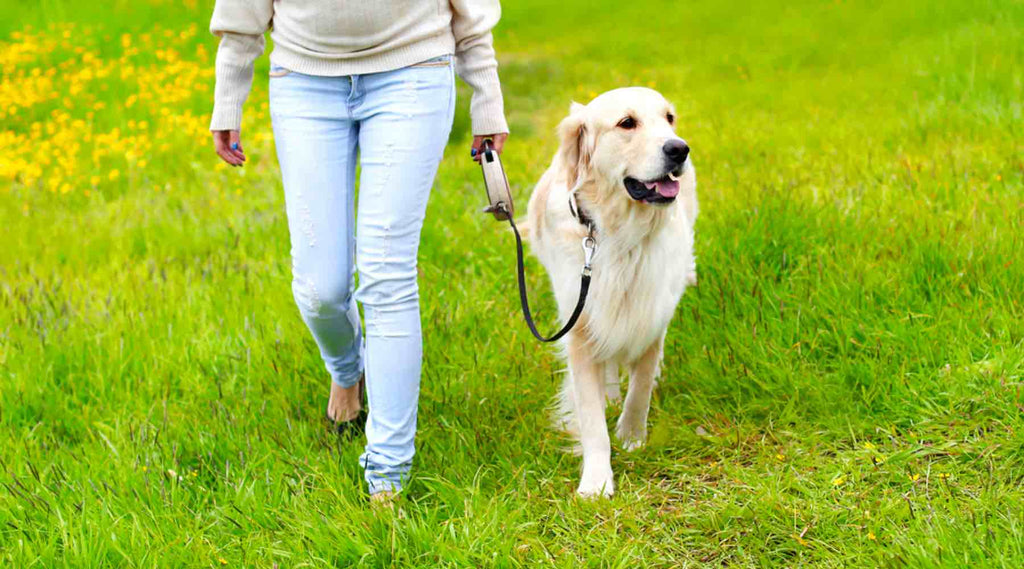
[662,139,690,164]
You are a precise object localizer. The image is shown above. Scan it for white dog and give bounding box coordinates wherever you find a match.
[521,87,698,497]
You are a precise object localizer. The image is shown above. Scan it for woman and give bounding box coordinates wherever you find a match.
[209,0,508,502]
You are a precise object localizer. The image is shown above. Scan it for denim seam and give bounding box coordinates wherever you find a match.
[346,75,360,112]
[409,60,450,68]
[447,63,455,121]
[410,54,452,68]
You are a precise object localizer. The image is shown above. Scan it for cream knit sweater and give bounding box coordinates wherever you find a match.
[209,0,508,135]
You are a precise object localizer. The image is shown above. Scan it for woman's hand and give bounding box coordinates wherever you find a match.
[471,133,508,163]
[213,130,246,166]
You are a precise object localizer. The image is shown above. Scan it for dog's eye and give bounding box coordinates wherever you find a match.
[666,113,675,125]
[617,116,637,130]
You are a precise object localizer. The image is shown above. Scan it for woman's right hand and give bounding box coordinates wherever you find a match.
[212,130,246,166]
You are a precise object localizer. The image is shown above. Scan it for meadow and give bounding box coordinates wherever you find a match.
[2,0,1023,566]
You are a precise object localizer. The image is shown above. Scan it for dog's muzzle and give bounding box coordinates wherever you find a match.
[623,164,685,204]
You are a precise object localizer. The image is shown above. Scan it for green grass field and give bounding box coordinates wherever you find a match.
[3,0,1024,565]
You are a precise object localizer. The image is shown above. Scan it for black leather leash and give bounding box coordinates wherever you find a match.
[495,202,595,343]
[479,138,596,342]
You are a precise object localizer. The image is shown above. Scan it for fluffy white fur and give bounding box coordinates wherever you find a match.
[520,87,698,497]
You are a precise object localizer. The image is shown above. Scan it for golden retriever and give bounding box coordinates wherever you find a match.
[521,87,698,497]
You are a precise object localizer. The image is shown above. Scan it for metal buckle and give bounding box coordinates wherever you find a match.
[483,201,509,217]
[581,229,596,277]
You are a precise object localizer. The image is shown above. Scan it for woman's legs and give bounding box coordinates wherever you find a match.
[270,73,364,391]
[270,59,455,495]
[352,60,455,494]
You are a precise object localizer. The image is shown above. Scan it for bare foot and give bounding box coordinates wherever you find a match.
[327,378,363,423]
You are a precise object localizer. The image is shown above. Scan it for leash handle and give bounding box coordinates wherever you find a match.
[479,139,514,221]
[504,207,592,343]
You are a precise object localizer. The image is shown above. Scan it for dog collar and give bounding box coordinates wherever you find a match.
[568,192,594,229]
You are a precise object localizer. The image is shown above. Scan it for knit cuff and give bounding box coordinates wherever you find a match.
[210,32,261,132]
[210,100,244,132]
[464,66,509,135]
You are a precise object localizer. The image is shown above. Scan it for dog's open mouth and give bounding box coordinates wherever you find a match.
[624,168,682,204]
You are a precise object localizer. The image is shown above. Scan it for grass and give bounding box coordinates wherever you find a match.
[2,0,1023,565]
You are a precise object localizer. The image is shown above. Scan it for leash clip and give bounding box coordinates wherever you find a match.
[581,228,596,277]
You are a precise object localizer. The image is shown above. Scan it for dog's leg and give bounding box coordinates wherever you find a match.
[604,364,622,405]
[568,336,614,498]
[616,336,664,452]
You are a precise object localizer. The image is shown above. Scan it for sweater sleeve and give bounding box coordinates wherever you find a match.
[449,0,509,135]
[209,0,274,131]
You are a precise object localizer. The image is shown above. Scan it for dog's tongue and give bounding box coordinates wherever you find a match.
[645,178,680,198]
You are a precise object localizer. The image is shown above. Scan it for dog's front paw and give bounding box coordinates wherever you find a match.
[621,438,645,452]
[615,416,647,452]
[577,465,615,498]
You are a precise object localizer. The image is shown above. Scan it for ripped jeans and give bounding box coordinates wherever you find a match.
[269,55,455,494]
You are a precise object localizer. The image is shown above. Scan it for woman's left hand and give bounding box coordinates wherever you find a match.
[471,133,508,162]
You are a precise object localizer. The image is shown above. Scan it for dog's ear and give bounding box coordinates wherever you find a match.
[557,107,594,190]
[569,101,586,115]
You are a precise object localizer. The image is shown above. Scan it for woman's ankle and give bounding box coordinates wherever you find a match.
[327,377,363,422]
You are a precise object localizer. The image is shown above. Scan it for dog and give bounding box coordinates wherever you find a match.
[520,87,698,497]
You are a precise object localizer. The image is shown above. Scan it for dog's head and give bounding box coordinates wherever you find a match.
[558,87,689,206]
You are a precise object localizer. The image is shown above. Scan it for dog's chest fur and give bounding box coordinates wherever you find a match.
[584,212,694,362]
[526,160,698,366]
[530,199,695,364]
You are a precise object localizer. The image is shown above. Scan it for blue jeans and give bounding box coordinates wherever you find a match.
[269,55,456,494]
